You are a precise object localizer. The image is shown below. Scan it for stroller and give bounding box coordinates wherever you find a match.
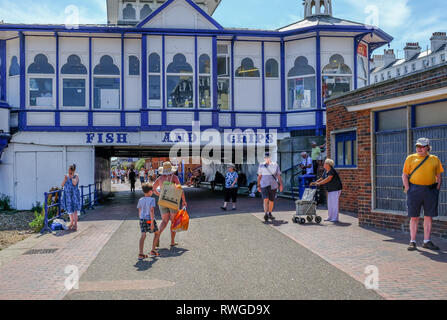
[292,187,322,225]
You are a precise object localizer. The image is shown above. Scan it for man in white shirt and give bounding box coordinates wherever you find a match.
[299,152,313,175]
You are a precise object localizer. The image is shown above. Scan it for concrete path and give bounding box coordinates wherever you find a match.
[1,183,446,300]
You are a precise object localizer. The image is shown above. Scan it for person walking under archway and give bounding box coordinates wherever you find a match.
[153,162,187,248]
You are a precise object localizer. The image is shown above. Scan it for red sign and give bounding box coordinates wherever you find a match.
[357,43,368,57]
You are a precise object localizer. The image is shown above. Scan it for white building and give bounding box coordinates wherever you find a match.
[0,0,392,209]
[371,32,447,84]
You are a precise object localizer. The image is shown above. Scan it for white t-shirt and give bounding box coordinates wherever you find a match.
[301,157,313,175]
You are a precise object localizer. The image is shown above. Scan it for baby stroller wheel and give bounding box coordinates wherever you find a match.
[307,216,314,223]
[299,218,306,225]
[315,216,322,224]
[293,217,298,224]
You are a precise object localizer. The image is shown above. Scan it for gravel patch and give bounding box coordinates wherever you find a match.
[0,211,36,251]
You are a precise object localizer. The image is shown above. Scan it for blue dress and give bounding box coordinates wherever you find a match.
[62,175,81,213]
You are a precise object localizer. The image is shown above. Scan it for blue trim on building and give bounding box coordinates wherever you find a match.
[230,38,235,128]
[19,32,26,130]
[88,37,93,127]
[55,33,60,128]
[141,34,148,128]
[0,40,6,102]
[315,32,323,136]
[136,0,224,30]
[161,35,167,129]
[121,34,126,127]
[194,35,199,121]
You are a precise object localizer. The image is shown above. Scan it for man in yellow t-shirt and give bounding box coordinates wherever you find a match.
[402,138,444,252]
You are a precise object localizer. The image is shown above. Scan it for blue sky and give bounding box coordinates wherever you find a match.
[0,0,446,58]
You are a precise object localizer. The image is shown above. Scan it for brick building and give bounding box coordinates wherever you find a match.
[325,63,447,239]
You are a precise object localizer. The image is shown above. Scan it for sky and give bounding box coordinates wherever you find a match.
[0,0,446,58]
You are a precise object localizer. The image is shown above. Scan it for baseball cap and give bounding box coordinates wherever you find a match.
[415,138,430,147]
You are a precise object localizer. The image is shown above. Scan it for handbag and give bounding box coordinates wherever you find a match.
[158,175,184,210]
[403,156,429,193]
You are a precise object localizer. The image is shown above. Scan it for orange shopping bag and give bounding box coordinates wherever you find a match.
[171,207,189,233]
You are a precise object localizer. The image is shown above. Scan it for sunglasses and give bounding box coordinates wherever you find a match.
[416,145,428,149]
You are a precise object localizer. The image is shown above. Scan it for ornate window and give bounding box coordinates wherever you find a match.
[322,54,352,101]
[199,54,211,109]
[129,55,140,76]
[265,59,279,78]
[9,56,20,76]
[28,54,55,107]
[61,55,88,107]
[166,54,194,108]
[93,55,120,109]
[235,58,260,77]
[140,4,152,20]
[148,53,161,108]
[123,3,136,20]
[287,56,316,110]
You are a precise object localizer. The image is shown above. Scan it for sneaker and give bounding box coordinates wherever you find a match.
[221,207,227,211]
[422,241,440,251]
[407,242,417,251]
[268,213,276,221]
[264,214,269,222]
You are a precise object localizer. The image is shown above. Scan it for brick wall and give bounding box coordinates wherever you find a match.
[325,64,447,239]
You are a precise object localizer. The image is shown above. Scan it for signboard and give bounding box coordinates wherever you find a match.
[357,43,368,58]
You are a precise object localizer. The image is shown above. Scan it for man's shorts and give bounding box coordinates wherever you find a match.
[407,184,440,218]
[140,219,159,234]
[261,186,277,202]
[159,205,178,216]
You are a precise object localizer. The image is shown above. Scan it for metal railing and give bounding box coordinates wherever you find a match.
[41,181,103,234]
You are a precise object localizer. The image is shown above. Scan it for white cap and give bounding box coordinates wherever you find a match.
[415,138,430,147]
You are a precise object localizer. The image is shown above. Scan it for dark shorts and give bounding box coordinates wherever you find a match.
[261,186,277,202]
[224,188,238,203]
[407,184,440,218]
[140,219,159,234]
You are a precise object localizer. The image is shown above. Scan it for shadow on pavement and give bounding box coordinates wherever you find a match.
[133,247,189,271]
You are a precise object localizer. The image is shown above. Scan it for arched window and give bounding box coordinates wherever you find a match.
[93,55,120,109]
[129,55,140,76]
[140,4,152,20]
[61,55,87,74]
[199,54,211,109]
[287,56,316,110]
[167,54,194,108]
[235,58,260,77]
[148,53,161,108]
[148,53,160,73]
[123,3,136,20]
[28,54,55,74]
[28,54,55,107]
[322,54,352,101]
[265,59,279,78]
[61,55,88,107]
[9,56,20,76]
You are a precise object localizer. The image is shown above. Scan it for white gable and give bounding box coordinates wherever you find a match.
[140,0,219,30]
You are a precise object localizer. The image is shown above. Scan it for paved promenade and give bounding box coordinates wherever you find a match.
[0,183,446,300]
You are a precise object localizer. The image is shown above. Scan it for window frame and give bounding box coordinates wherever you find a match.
[27,54,56,109]
[93,55,121,110]
[148,52,162,109]
[198,53,212,109]
[322,54,353,101]
[334,130,357,169]
[166,54,194,109]
[217,43,231,111]
[60,54,88,109]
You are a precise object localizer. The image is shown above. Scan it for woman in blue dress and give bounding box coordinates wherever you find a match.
[221,164,239,211]
[61,164,81,231]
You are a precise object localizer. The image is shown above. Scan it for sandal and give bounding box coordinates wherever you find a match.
[138,254,149,261]
[150,250,160,257]
[170,242,179,248]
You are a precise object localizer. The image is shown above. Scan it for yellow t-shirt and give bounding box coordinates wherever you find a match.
[403,154,444,186]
